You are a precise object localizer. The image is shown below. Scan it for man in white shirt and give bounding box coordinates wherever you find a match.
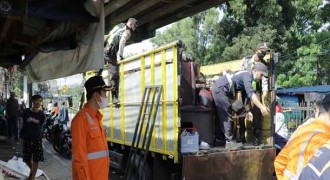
[47,100,54,112]
[274,103,289,154]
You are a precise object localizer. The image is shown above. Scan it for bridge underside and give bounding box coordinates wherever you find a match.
[0,0,226,76]
[104,0,227,42]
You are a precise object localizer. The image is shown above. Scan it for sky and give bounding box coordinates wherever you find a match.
[55,73,83,87]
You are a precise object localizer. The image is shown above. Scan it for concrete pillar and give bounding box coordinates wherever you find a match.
[27,83,32,108]
[23,76,28,106]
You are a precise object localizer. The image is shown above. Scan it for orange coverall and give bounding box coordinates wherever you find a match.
[71,104,109,180]
[274,118,330,180]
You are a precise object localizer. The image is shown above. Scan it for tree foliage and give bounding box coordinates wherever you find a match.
[151,0,330,87]
[150,8,225,65]
[12,71,24,98]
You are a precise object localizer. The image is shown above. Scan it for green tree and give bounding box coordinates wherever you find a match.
[12,71,24,98]
[150,8,224,65]
[276,0,329,87]
[150,0,330,87]
[59,84,84,111]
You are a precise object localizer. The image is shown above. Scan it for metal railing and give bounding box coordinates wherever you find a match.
[280,101,316,135]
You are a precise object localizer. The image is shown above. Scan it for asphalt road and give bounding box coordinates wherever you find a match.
[41,139,124,180]
[0,137,123,180]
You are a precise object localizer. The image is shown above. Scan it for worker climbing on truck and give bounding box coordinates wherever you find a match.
[212,62,270,149]
[104,18,138,104]
[238,42,270,145]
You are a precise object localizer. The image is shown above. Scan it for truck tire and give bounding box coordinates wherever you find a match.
[128,154,152,180]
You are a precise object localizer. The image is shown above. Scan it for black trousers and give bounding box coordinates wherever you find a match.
[237,102,262,143]
[252,105,262,142]
[105,48,119,99]
[212,88,233,141]
[7,116,18,140]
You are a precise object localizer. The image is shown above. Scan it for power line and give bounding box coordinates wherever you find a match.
[279,36,330,59]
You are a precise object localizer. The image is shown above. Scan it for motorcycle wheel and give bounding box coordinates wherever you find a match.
[62,139,72,159]
[127,154,152,180]
[45,131,53,142]
[66,150,72,159]
[53,142,60,153]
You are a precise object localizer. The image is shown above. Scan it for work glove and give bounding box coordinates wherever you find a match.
[118,55,124,60]
[245,111,253,122]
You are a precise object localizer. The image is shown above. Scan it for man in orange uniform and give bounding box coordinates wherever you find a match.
[274,93,330,179]
[71,76,112,180]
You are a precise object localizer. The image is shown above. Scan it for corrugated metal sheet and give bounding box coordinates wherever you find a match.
[200,54,272,77]
[277,85,330,94]
[200,60,241,76]
[182,148,275,180]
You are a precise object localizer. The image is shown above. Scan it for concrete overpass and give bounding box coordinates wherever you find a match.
[0,0,226,68]
[104,0,227,42]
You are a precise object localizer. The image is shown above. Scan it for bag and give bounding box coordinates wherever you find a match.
[232,99,245,115]
[1,156,44,178]
[198,89,214,107]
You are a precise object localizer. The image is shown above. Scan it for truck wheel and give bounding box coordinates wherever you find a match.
[128,154,152,180]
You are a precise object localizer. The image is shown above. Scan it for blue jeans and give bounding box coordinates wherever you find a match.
[275,134,287,155]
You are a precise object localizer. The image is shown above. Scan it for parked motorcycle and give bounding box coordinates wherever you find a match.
[52,120,72,159]
[0,115,7,136]
[42,113,55,142]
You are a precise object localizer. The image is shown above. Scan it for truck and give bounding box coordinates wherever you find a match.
[86,41,277,180]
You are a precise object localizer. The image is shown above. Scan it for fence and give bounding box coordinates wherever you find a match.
[279,101,316,135]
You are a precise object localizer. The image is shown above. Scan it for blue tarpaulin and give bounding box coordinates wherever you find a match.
[277,85,330,94]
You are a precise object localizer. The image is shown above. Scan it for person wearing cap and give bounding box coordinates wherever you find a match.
[19,94,45,180]
[274,101,289,155]
[104,18,138,104]
[240,42,269,70]
[71,76,112,180]
[275,93,330,180]
[212,62,270,149]
[238,42,270,145]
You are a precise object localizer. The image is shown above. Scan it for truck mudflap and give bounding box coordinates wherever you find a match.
[182,148,275,180]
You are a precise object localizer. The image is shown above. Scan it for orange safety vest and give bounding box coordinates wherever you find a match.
[274,118,330,180]
[71,104,109,180]
[299,140,330,179]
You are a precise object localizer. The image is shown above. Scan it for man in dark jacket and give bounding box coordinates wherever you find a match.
[212,62,270,149]
[6,92,19,141]
[20,94,45,180]
[59,101,69,125]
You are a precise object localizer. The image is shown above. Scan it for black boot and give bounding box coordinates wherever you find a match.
[253,137,260,146]
[237,137,246,144]
[253,129,260,146]
[237,117,246,143]
[214,138,226,147]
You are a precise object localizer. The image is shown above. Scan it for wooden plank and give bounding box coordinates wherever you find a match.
[138,0,194,26]
[0,18,13,40]
[147,0,225,31]
[108,0,168,27]
[182,148,276,180]
[104,0,131,16]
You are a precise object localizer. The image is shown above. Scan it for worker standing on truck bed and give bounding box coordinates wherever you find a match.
[104,18,138,105]
[212,62,270,149]
[239,42,270,146]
